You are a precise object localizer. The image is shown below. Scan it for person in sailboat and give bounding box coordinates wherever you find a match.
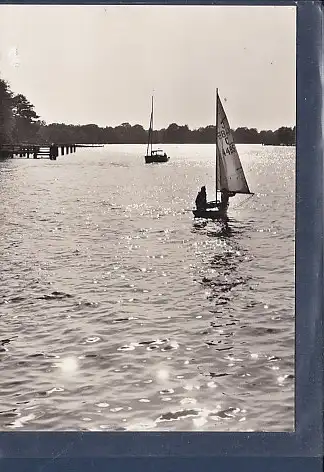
[195,186,207,210]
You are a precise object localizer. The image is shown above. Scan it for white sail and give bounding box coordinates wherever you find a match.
[216,95,251,194]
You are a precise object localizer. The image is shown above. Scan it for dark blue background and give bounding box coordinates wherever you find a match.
[0,1,322,471]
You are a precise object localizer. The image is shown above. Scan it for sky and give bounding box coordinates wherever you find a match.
[0,5,296,131]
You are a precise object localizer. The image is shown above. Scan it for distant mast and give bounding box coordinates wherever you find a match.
[151,95,154,156]
[215,88,218,202]
[146,95,154,157]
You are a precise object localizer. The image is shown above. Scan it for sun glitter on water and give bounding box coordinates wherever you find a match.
[57,356,79,376]
[156,368,169,382]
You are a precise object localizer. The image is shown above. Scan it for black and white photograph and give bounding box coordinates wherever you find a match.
[0,4,295,432]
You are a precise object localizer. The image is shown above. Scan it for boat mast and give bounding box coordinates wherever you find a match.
[146,95,154,156]
[215,88,219,201]
[150,95,154,156]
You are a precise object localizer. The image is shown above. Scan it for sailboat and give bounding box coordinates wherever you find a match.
[193,89,253,219]
[145,95,169,164]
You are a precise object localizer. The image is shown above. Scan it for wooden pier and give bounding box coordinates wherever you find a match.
[0,143,78,160]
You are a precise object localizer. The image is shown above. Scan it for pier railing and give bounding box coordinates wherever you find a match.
[0,143,105,160]
[0,143,80,160]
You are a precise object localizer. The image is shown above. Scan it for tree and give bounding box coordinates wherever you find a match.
[234,127,260,144]
[259,130,275,145]
[114,122,132,143]
[163,123,190,143]
[275,126,295,146]
[0,78,14,145]
[12,93,40,143]
[198,125,215,143]
[131,124,146,143]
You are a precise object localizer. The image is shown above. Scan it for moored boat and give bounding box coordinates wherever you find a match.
[144,95,170,164]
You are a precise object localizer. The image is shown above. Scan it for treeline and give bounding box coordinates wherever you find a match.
[40,122,295,146]
[1,77,295,147]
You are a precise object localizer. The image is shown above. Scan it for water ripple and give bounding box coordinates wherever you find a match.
[0,144,294,431]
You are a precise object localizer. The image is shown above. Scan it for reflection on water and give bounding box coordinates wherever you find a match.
[0,143,294,431]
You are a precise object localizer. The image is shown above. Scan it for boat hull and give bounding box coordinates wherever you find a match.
[145,154,169,164]
[192,208,228,220]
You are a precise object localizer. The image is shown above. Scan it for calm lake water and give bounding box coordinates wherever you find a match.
[0,143,295,431]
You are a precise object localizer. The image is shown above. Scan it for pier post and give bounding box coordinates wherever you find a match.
[50,144,58,161]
